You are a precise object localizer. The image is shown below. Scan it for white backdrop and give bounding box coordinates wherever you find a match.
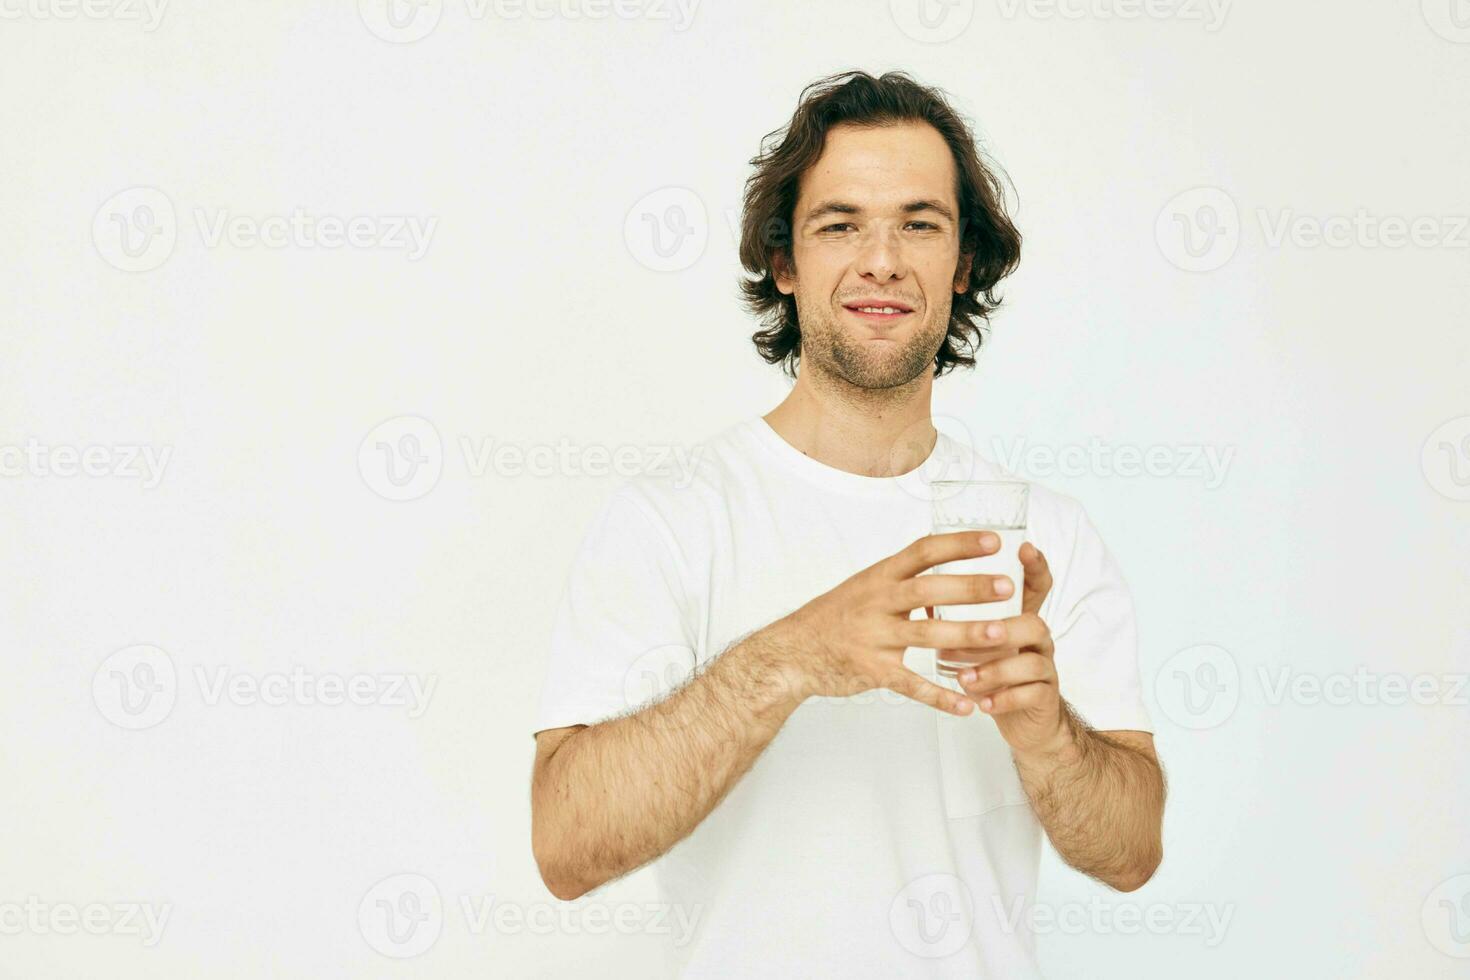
[2,1,1467,976]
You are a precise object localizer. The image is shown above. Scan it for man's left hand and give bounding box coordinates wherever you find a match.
[928,542,1067,756]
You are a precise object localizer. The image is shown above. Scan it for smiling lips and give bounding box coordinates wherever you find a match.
[842,297,915,326]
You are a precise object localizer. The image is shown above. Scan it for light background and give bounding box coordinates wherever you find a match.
[2,0,1468,976]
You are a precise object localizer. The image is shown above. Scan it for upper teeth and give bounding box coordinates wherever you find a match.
[856,306,903,314]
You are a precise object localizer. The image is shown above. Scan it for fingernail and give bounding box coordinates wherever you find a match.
[980,697,994,712]
[981,532,1000,550]
[987,623,1004,639]
[994,577,1013,597]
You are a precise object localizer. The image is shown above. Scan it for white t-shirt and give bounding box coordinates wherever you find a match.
[534,416,1152,978]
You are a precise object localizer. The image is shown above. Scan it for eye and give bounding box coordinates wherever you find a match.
[906,221,940,231]
[819,222,855,233]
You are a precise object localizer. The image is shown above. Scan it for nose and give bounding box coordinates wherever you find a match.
[853,224,906,284]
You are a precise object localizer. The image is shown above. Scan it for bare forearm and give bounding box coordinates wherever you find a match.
[532,624,806,900]
[1012,703,1166,891]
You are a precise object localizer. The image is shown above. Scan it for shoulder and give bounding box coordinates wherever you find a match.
[595,418,755,554]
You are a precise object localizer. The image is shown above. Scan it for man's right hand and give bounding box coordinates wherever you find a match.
[771,530,1016,716]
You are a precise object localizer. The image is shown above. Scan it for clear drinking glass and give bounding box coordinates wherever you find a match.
[929,480,1029,678]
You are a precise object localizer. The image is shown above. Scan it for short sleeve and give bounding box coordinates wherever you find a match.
[1040,505,1153,733]
[532,484,698,734]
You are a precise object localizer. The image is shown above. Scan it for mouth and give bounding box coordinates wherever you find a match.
[841,299,915,324]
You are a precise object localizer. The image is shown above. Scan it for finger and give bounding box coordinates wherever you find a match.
[884,530,999,580]
[897,572,1016,612]
[1019,542,1053,615]
[955,652,1055,697]
[900,616,1009,651]
[974,680,1054,715]
[884,669,976,717]
[967,612,1053,654]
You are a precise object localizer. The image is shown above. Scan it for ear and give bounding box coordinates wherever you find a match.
[953,251,973,293]
[773,250,796,295]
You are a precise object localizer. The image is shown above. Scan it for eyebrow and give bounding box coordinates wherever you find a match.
[803,198,957,225]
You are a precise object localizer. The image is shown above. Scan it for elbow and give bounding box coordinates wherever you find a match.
[540,868,590,903]
[1109,845,1163,893]
[531,819,593,902]
[533,845,590,901]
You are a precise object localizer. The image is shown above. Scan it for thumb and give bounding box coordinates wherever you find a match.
[885,668,975,718]
[1020,541,1053,615]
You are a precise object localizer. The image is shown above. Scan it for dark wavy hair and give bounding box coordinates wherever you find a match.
[739,70,1022,378]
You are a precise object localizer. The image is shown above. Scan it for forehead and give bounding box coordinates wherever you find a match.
[795,120,958,211]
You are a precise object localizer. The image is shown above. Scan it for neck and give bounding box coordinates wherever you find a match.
[763,363,937,478]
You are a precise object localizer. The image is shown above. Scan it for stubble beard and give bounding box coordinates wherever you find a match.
[798,300,949,391]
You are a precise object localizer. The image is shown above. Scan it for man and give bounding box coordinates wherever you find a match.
[531,70,1165,977]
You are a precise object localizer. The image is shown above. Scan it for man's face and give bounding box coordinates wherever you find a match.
[775,120,972,390]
